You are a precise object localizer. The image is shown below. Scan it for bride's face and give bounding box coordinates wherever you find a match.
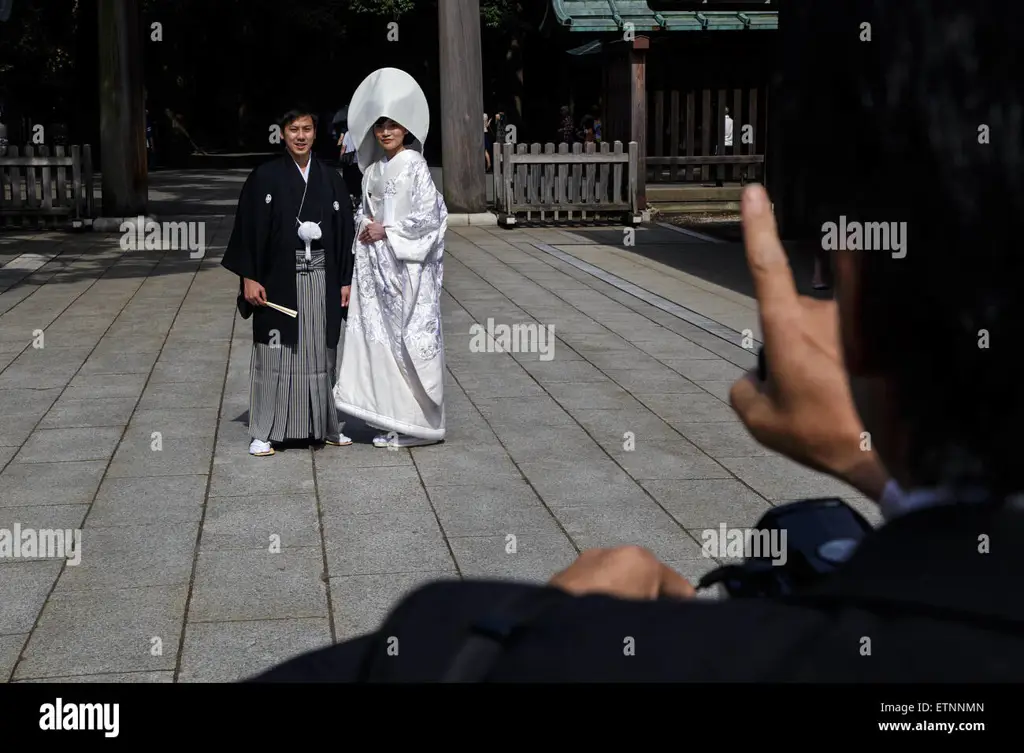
[374,119,408,150]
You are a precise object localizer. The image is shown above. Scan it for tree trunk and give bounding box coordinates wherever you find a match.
[438,0,486,213]
[98,0,147,216]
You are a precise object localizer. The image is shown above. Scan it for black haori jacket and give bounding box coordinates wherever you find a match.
[221,155,355,347]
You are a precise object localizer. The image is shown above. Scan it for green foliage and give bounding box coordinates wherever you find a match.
[480,0,519,29]
[0,0,80,109]
[344,0,518,28]
[346,0,417,15]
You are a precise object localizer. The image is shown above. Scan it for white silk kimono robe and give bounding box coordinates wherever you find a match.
[333,148,447,440]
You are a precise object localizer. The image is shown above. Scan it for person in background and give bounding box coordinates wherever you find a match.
[715,107,734,187]
[337,124,362,205]
[578,115,596,144]
[145,108,155,169]
[329,107,345,147]
[558,105,574,144]
[338,128,357,156]
[484,113,494,172]
[493,109,507,143]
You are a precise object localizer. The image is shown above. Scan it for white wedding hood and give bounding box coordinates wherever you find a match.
[346,67,430,172]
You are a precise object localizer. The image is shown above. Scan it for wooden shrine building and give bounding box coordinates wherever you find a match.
[537,0,779,210]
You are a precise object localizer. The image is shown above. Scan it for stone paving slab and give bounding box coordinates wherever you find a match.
[0,186,873,682]
[177,618,332,683]
[12,585,188,680]
[187,548,328,622]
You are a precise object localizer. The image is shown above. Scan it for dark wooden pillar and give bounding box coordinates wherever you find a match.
[438,0,486,213]
[630,35,649,210]
[602,45,626,143]
[98,0,147,217]
[603,37,648,207]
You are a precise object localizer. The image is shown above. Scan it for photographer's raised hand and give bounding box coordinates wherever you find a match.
[728,184,890,502]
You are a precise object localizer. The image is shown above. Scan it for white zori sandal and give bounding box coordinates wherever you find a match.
[249,439,275,456]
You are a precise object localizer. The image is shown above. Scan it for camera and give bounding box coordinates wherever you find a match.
[697,497,874,598]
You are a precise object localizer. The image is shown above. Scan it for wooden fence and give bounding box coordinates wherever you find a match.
[647,87,766,184]
[0,145,95,230]
[493,140,640,226]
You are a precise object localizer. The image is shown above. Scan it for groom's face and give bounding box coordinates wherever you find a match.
[284,115,315,159]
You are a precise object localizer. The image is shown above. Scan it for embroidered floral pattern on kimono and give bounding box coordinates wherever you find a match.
[345,150,446,381]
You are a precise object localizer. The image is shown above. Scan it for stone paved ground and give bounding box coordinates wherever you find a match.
[0,172,879,682]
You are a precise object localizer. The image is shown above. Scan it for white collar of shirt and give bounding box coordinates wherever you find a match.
[879,479,990,522]
[294,158,310,183]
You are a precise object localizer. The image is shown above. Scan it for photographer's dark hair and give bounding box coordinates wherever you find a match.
[786,0,1024,496]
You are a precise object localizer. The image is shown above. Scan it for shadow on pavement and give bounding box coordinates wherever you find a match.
[564,222,833,301]
[0,168,252,293]
[128,169,249,217]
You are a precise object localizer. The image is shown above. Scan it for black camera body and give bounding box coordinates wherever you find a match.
[697,497,874,598]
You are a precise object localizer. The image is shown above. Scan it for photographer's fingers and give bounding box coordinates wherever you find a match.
[658,564,696,600]
[741,184,800,341]
[729,371,777,440]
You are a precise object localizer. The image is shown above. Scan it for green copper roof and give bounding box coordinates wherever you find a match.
[550,0,777,32]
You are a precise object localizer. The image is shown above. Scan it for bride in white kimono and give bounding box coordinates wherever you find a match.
[333,87,448,448]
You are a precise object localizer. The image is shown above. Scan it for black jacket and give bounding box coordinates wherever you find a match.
[248,499,1024,682]
[221,155,354,348]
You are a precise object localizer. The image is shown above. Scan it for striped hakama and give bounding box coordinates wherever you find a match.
[248,249,340,443]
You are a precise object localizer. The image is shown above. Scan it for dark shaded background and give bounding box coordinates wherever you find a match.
[0,0,555,167]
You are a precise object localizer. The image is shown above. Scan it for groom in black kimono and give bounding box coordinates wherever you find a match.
[221,107,355,456]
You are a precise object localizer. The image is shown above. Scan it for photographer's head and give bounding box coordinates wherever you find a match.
[798,1,1024,498]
